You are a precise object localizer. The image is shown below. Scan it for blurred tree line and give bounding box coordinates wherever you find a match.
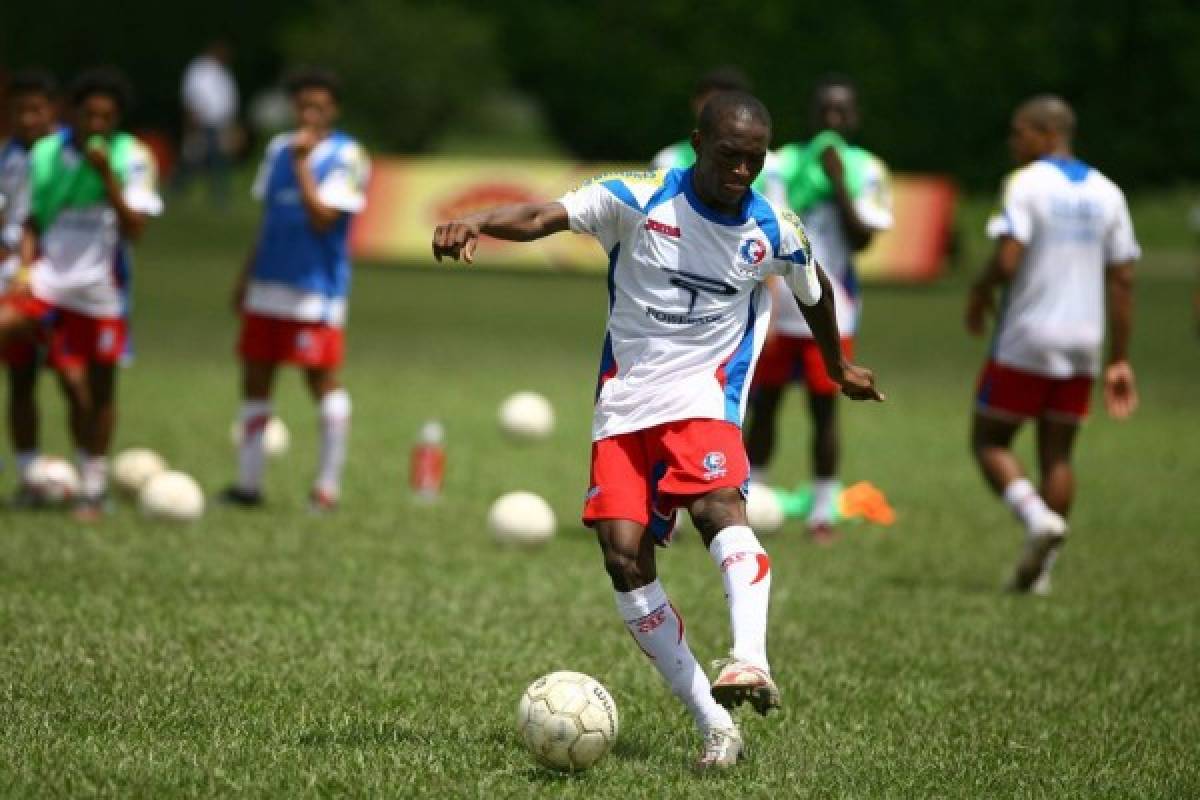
[3,0,1197,189]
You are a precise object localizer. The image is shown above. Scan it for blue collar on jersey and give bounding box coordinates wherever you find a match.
[682,167,754,226]
[1040,156,1090,183]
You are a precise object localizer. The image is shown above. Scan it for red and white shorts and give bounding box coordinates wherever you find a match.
[238,313,344,368]
[752,334,853,396]
[2,294,124,370]
[975,360,1093,423]
[583,418,749,545]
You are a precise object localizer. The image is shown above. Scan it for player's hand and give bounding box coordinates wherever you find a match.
[84,140,111,175]
[432,219,481,264]
[1104,360,1138,420]
[965,280,994,336]
[836,362,885,402]
[292,129,317,161]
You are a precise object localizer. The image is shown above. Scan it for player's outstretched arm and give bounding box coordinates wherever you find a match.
[432,202,569,264]
[966,236,1024,336]
[797,262,884,402]
[1104,262,1137,419]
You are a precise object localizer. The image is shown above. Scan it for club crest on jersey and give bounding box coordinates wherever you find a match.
[737,237,768,267]
[702,451,728,480]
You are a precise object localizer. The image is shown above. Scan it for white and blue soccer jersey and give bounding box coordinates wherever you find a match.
[985,157,1140,378]
[557,167,820,441]
[246,131,370,327]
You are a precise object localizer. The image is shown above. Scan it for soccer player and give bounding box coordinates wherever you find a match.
[0,70,57,498]
[222,68,369,511]
[743,75,892,542]
[0,67,162,520]
[967,95,1140,594]
[433,92,883,768]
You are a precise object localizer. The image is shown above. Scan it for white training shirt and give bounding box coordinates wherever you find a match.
[558,167,819,441]
[31,139,164,318]
[771,153,893,338]
[182,55,239,128]
[985,157,1140,378]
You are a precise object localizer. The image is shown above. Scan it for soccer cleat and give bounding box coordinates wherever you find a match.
[807,519,840,546]
[72,493,110,523]
[1007,512,1067,594]
[308,487,339,514]
[218,485,264,509]
[694,725,744,770]
[710,657,781,716]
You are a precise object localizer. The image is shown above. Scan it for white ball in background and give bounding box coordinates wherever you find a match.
[745,482,785,533]
[498,392,556,441]
[26,456,80,505]
[112,448,168,495]
[488,491,557,545]
[229,416,290,458]
[139,470,206,522]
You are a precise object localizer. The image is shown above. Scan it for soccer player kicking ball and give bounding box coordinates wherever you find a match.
[0,67,162,520]
[744,75,892,543]
[967,95,1140,594]
[222,69,369,512]
[433,92,883,769]
[0,71,57,501]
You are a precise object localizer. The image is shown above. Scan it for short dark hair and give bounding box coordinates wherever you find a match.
[69,66,132,112]
[693,66,752,99]
[8,69,57,100]
[698,90,771,137]
[813,72,857,96]
[285,67,341,102]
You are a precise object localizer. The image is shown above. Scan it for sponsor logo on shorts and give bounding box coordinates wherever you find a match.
[585,486,601,501]
[702,451,727,480]
[296,331,314,353]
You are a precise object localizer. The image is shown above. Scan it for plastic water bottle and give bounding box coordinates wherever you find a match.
[410,420,445,501]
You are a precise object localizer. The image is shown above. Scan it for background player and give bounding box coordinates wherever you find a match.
[651,67,752,171]
[0,67,162,520]
[223,68,369,512]
[433,92,883,769]
[0,70,57,499]
[744,75,892,541]
[967,94,1139,594]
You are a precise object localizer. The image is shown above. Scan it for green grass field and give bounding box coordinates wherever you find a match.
[1,200,1198,798]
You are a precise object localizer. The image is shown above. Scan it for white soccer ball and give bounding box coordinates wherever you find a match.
[745,482,785,533]
[488,491,556,545]
[498,391,555,441]
[112,448,168,495]
[517,671,618,771]
[139,470,205,522]
[229,416,290,457]
[25,456,80,505]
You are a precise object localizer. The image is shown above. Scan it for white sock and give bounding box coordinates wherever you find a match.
[709,526,771,672]
[810,477,840,524]
[77,451,108,498]
[237,400,271,493]
[1003,478,1050,533]
[614,581,734,733]
[315,389,351,497]
[16,450,38,481]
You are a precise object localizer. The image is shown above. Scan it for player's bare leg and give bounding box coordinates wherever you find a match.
[7,361,41,503]
[1028,417,1080,593]
[596,518,741,768]
[972,412,1066,592]
[57,364,115,521]
[304,367,350,512]
[690,488,780,716]
[223,360,278,507]
[807,391,841,544]
[743,386,783,483]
